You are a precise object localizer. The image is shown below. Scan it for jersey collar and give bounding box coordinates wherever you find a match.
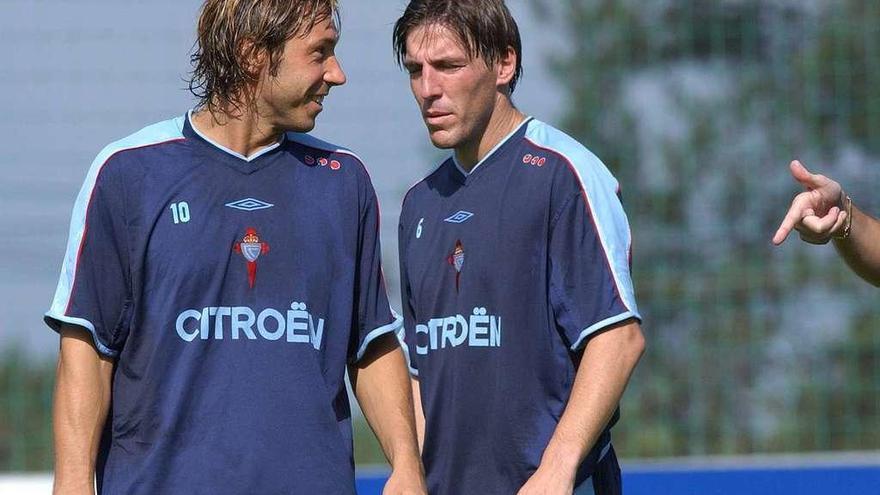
[451,116,532,184]
[184,110,287,174]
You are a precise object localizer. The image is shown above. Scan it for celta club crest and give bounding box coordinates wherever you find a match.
[447,240,464,291]
[233,227,270,288]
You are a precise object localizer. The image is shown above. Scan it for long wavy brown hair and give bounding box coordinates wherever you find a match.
[189,0,339,114]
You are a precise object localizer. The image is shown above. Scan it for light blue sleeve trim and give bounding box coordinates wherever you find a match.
[47,116,185,321]
[354,311,404,362]
[43,312,119,358]
[395,326,419,377]
[525,120,640,317]
[569,311,638,352]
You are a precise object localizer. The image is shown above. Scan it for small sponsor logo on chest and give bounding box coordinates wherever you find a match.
[522,153,547,167]
[444,211,474,223]
[304,155,342,170]
[225,198,275,211]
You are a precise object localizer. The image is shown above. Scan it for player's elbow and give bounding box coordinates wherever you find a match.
[634,326,646,358]
[619,321,646,364]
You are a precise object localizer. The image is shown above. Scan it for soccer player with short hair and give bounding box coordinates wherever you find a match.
[393,1,645,493]
[46,1,426,493]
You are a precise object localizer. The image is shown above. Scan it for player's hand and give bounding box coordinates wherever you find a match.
[516,465,575,495]
[773,160,848,245]
[382,465,427,495]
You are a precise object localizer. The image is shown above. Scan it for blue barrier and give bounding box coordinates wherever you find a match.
[355,473,387,494]
[355,459,880,494]
[623,465,880,495]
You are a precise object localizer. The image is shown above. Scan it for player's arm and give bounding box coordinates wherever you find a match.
[518,320,644,494]
[350,177,426,494]
[773,160,880,286]
[46,151,131,494]
[349,336,426,494]
[397,196,426,453]
[53,325,114,495]
[410,377,425,452]
[520,163,644,494]
[832,204,880,286]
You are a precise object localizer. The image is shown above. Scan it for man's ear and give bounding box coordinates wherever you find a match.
[496,45,518,90]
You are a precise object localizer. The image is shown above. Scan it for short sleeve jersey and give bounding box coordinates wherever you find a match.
[45,112,400,494]
[398,118,640,494]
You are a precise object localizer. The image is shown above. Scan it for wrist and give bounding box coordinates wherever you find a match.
[538,442,582,479]
[833,194,853,240]
[389,450,424,476]
[53,476,95,495]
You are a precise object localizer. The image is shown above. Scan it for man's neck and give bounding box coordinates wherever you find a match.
[191,106,283,158]
[454,98,526,173]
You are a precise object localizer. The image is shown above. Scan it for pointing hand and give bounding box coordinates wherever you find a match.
[773,160,847,245]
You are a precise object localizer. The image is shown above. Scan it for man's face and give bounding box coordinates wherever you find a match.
[404,24,502,150]
[257,17,346,132]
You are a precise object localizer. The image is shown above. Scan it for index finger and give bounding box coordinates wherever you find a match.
[773,194,811,245]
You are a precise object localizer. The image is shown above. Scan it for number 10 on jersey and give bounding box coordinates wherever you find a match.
[170,202,191,224]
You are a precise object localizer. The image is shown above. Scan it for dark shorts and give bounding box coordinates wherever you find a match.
[573,444,622,495]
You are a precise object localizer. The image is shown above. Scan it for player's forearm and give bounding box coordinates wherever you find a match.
[410,377,425,453]
[53,327,114,494]
[834,205,880,286]
[539,321,645,478]
[351,334,424,474]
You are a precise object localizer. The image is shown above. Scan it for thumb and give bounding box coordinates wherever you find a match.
[790,160,821,189]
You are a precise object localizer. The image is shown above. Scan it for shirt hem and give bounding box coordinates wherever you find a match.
[353,313,404,362]
[44,312,119,358]
[569,312,640,351]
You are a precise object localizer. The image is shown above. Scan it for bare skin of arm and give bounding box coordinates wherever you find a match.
[52,325,114,495]
[773,160,880,286]
[410,378,425,453]
[517,321,646,495]
[349,334,427,495]
[832,205,880,286]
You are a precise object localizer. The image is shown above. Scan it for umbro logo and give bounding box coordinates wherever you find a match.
[444,211,474,224]
[225,198,274,211]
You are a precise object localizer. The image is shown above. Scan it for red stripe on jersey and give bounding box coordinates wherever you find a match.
[523,137,632,315]
[65,138,186,315]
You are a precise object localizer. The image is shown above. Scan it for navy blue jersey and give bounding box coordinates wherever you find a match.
[45,112,400,494]
[398,118,640,494]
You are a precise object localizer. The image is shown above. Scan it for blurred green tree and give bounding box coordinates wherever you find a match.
[1,352,54,471]
[531,0,880,457]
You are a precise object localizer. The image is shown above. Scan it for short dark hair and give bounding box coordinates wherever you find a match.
[188,0,339,114]
[393,0,524,93]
